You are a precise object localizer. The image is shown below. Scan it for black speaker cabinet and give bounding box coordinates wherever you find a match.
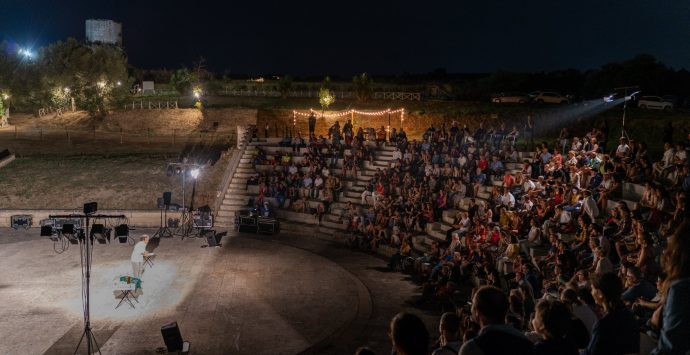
[161,321,183,352]
[163,191,172,205]
[157,198,165,209]
[83,202,98,215]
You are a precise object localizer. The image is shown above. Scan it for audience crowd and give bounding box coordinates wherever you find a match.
[249,116,690,354]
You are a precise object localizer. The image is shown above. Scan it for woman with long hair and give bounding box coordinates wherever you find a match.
[584,272,639,355]
[651,220,690,355]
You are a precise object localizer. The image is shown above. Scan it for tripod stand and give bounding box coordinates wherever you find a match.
[49,212,126,355]
[153,206,173,238]
[175,178,199,239]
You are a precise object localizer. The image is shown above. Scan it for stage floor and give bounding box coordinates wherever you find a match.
[0,228,434,354]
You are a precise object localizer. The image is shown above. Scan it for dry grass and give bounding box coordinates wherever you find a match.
[0,108,253,210]
[0,153,229,210]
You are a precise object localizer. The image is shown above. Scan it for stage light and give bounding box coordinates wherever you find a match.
[62,224,80,244]
[190,168,200,179]
[84,202,98,215]
[90,224,109,244]
[115,224,129,243]
[625,91,641,101]
[40,225,53,237]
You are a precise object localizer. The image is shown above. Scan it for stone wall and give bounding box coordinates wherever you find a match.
[0,209,165,228]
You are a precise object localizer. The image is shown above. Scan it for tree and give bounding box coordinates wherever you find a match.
[353,72,374,101]
[319,87,335,112]
[170,68,192,94]
[278,75,293,98]
[40,38,129,117]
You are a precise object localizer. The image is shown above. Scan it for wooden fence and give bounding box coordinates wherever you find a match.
[124,100,179,110]
[372,92,421,101]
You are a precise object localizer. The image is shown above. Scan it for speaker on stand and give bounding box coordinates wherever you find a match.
[153,192,174,238]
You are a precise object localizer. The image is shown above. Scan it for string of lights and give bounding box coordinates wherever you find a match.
[292,108,405,118]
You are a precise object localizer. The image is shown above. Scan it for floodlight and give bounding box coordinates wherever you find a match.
[190,168,200,179]
[624,91,641,101]
[18,48,34,59]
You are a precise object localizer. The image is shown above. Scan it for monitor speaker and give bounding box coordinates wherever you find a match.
[163,192,172,205]
[204,230,218,247]
[161,321,184,352]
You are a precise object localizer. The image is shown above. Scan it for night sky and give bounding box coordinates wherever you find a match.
[2,0,689,75]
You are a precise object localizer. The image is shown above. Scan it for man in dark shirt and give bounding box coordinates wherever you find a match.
[621,266,657,303]
[459,286,533,355]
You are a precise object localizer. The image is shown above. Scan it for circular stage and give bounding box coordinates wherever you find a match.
[0,231,371,354]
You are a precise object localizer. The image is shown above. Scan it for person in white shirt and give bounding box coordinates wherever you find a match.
[499,188,515,209]
[653,143,675,178]
[131,235,150,278]
[615,137,631,159]
[581,190,599,221]
[392,147,402,160]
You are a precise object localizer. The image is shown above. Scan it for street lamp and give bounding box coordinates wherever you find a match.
[190,168,200,179]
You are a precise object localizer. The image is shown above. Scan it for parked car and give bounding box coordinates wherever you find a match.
[638,96,674,111]
[491,92,529,104]
[528,91,570,104]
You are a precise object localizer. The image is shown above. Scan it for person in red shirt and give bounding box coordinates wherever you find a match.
[503,172,515,189]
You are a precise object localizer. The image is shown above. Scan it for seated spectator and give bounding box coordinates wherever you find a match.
[432,312,462,355]
[389,313,429,355]
[531,299,579,355]
[651,220,690,355]
[459,286,533,355]
[584,272,640,355]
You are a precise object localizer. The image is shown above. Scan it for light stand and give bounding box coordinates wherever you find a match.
[168,162,201,237]
[153,202,173,238]
[614,86,640,141]
[48,211,126,355]
[176,168,200,239]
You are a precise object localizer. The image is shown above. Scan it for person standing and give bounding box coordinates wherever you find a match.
[308,113,316,136]
[131,235,149,279]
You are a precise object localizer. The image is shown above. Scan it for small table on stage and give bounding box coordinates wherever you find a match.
[143,253,156,268]
[114,277,141,309]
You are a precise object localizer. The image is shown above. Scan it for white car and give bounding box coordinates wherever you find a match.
[491,93,529,104]
[529,91,569,104]
[638,96,674,111]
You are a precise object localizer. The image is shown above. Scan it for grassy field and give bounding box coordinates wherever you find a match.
[0,153,228,210]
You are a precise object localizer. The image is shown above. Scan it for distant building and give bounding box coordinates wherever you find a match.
[85,19,122,46]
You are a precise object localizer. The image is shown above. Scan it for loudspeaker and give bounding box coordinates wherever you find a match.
[163,192,172,205]
[161,321,184,352]
[157,198,165,209]
[204,230,218,247]
[83,202,98,215]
